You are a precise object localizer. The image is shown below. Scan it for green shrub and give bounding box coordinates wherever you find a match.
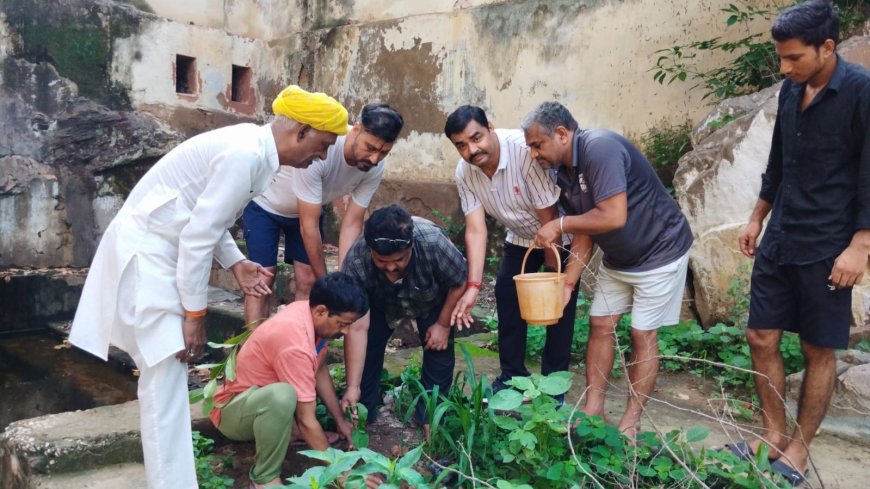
[640,121,693,191]
[192,431,234,489]
[652,1,868,102]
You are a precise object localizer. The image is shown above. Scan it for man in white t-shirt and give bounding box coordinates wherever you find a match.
[445,105,577,399]
[243,103,404,323]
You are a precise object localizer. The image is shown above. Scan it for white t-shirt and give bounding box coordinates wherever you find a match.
[253,131,385,217]
[455,128,560,248]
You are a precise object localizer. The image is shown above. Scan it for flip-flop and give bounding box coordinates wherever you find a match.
[770,459,809,486]
[722,441,755,461]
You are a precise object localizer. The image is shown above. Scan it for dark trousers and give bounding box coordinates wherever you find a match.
[495,242,578,381]
[360,303,455,424]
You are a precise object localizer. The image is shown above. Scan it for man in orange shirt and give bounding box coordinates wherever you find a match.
[209,273,368,488]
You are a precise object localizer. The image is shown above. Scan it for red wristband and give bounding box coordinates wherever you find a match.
[466,281,482,289]
[565,281,575,290]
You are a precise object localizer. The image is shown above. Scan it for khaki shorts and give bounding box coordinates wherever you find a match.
[589,251,690,330]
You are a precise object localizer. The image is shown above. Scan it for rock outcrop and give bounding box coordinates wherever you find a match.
[0,55,180,267]
[674,35,870,342]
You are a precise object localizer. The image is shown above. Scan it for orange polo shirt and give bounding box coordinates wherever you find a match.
[209,300,327,427]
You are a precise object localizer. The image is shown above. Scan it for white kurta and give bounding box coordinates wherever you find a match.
[70,123,280,368]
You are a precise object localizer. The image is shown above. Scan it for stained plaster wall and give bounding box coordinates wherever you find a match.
[110,18,293,126]
[140,0,777,181]
[0,0,777,268]
[300,0,778,183]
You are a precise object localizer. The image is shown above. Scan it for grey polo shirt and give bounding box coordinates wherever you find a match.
[554,129,693,272]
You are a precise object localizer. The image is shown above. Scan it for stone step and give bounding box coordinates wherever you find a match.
[0,400,214,489]
[29,462,147,489]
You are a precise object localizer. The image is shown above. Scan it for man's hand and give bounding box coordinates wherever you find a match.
[738,221,763,258]
[424,323,451,350]
[340,385,361,415]
[336,418,356,450]
[830,245,868,288]
[450,288,478,330]
[364,474,385,488]
[562,284,574,309]
[231,259,274,297]
[176,316,206,362]
[534,219,561,249]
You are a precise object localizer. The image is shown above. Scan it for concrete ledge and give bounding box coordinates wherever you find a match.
[30,462,147,489]
[0,400,211,489]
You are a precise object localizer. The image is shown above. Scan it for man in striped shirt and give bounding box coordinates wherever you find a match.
[445,105,577,396]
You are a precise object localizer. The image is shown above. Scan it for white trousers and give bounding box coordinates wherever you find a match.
[112,264,198,489]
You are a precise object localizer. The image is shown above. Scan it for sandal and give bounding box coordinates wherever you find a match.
[770,460,809,487]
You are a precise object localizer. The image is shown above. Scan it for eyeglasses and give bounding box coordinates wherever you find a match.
[372,237,411,246]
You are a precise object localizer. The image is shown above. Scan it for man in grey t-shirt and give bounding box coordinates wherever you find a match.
[523,102,693,440]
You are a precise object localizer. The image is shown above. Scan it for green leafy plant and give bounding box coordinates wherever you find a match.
[346,403,370,449]
[431,208,466,249]
[192,431,234,489]
[188,322,259,414]
[652,1,868,102]
[652,3,779,101]
[706,113,736,131]
[281,446,442,489]
[640,120,693,192]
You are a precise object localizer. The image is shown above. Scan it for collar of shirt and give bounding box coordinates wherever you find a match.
[787,54,846,102]
[262,124,280,174]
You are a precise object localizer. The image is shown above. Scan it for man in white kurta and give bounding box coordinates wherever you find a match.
[70,86,349,489]
[242,103,404,323]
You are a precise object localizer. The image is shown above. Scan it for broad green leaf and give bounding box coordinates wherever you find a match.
[545,462,564,480]
[507,376,534,391]
[203,378,218,398]
[206,341,236,349]
[188,388,204,404]
[285,465,326,486]
[397,466,427,487]
[492,415,520,430]
[686,426,709,442]
[489,389,524,411]
[201,397,214,415]
[396,445,423,469]
[538,375,571,395]
[298,447,346,464]
[225,348,238,382]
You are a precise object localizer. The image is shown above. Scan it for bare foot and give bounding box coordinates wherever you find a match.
[619,424,639,446]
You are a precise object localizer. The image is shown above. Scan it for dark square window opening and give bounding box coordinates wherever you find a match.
[176,55,196,94]
[231,65,253,103]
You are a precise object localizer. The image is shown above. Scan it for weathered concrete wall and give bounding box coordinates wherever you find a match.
[1,0,776,268]
[294,0,775,183]
[138,0,773,183]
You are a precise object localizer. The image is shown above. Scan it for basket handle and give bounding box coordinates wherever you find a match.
[520,243,561,275]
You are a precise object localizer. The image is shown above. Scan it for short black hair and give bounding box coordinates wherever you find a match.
[520,101,579,136]
[359,103,404,143]
[444,105,490,138]
[364,204,414,255]
[771,0,839,47]
[309,272,369,317]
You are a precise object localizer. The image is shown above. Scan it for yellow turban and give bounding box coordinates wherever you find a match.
[272,85,348,135]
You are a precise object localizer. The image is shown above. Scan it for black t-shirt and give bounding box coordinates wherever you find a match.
[555,129,693,272]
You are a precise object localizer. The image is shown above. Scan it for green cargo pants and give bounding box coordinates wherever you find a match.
[216,383,297,484]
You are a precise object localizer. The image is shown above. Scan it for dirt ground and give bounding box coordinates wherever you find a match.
[203,280,870,489]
